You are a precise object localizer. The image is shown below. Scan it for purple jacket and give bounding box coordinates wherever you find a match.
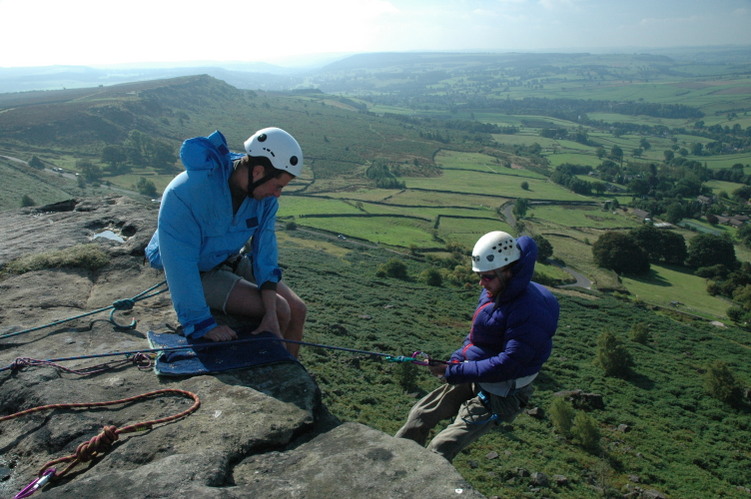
[445,236,559,384]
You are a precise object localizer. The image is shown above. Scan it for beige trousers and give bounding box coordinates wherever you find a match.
[395,382,532,461]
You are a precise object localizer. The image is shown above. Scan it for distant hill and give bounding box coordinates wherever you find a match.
[0,74,476,210]
[3,46,749,95]
[0,62,303,94]
[0,72,453,156]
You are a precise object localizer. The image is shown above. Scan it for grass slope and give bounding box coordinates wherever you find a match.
[278,228,751,498]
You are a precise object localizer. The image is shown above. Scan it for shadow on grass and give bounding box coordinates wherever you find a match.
[626,268,671,287]
[626,370,655,391]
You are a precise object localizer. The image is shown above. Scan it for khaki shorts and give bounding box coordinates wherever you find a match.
[200,256,257,313]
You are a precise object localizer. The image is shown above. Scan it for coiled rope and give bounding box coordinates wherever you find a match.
[0,280,168,341]
[5,388,200,497]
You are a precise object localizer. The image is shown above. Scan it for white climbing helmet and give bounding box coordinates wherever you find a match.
[243,127,303,177]
[471,231,521,272]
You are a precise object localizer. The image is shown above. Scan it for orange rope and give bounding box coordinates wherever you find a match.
[1,388,200,481]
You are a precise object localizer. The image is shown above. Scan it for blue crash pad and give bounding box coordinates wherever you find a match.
[147,329,297,376]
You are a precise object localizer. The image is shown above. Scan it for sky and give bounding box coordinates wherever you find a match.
[1,0,750,68]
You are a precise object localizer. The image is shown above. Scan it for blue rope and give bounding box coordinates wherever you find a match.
[0,281,168,340]
[0,335,438,374]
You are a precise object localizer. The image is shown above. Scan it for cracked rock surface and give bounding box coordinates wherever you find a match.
[0,196,483,498]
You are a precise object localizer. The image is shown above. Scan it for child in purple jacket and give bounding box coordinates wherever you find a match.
[396,231,559,461]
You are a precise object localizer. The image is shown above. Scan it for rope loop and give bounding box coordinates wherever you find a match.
[3,388,200,496]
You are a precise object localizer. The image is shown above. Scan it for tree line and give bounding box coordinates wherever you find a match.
[592,225,751,327]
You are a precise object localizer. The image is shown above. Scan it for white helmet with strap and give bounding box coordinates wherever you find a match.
[472,231,521,272]
[243,127,303,177]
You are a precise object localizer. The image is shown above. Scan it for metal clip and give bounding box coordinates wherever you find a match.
[410,351,432,365]
[14,468,55,499]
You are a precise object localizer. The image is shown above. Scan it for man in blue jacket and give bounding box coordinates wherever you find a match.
[396,231,559,461]
[145,127,307,357]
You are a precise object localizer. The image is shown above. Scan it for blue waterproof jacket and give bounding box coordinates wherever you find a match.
[445,236,559,384]
[145,130,282,338]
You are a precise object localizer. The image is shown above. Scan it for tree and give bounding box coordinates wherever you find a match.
[629,323,651,344]
[535,235,553,262]
[658,231,689,265]
[377,258,408,279]
[686,233,738,270]
[28,155,44,169]
[592,232,650,275]
[124,130,148,164]
[150,141,178,172]
[609,145,623,165]
[77,159,102,183]
[20,194,35,207]
[521,181,530,191]
[549,398,575,437]
[737,224,751,248]
[419,268,443,287]
[629,225,687,265]
[135,177,158,197]
[704,361,744,408]
[732,185,751,203]
[594,331,633,378]
[571,412,601,453]
[513,198,530,219]
[101,145,128,172]
[664,202,686,224]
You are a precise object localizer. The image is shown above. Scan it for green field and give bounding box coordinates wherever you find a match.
[621,264,733,319]
[528,205,640,230]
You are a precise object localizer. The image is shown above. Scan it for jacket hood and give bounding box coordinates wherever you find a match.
[179,130,244,172]
[496,235,537,303]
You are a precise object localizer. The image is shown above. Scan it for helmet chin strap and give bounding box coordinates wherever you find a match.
[246,163,277,198]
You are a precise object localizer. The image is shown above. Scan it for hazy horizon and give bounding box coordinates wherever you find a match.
[2,0,750,69]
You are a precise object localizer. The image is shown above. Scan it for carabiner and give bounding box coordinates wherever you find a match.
[14,468,55,499]
[410,351,433,366]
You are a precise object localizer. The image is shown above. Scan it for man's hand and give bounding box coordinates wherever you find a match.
[203,325,238,342]
[429,363,447,378]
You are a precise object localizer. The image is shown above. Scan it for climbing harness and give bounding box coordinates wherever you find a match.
[0,280,168,340]
[462,390,501,425]
[1,336,449,374]
[5,388,200,498]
